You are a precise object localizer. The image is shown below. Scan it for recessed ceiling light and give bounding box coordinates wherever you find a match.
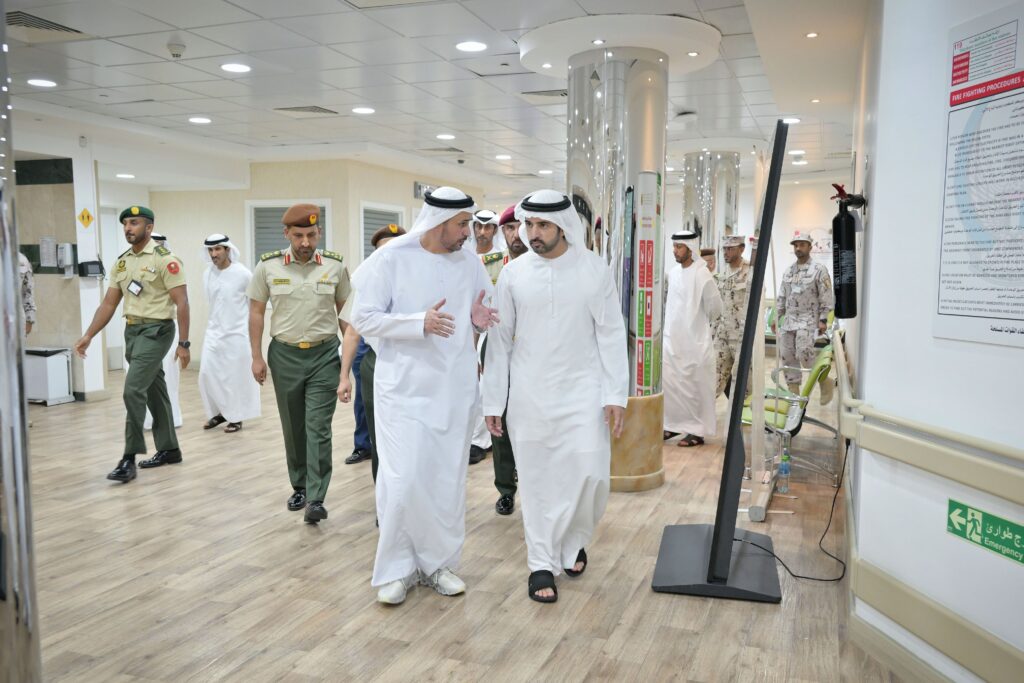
[436,133,455,140]
[592,39,605,45]
[701,147,708,152]
[495,154,512,160]
[788,149,806,155]
[352,107,375,114]
[792,160,808,166]
[687,51,699,57]
[806,32,819,38]
[666,166,675,172]
[116,173,135,179]
[456,41,487,52]
[606,51,613,57]
[27,78,56,88]
[189,116,212,124]
[595,90,602,99]
[538,169,553,175]
[782,117,801,124]
[220,63,251,73]
[795,180,801,184]
[542,63,552,69]
[810,98,820,103]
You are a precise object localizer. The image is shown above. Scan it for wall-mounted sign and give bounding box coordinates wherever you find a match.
[947,498,1023,566]
[413,181,437,199]
[78,207,93,228]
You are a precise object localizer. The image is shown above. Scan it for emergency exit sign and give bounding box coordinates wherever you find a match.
[947,499,1024,566]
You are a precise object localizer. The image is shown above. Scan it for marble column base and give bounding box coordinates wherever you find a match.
[610,392,665,492]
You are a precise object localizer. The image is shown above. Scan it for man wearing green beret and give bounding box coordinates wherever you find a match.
[74,205,190,483]
[248,203,351,524]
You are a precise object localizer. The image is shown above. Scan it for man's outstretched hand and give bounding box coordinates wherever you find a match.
[471,290,500,331]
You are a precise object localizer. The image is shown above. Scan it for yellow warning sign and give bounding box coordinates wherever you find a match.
[78,208,93,228]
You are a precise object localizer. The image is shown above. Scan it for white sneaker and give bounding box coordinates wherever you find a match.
[422,567,466,596]
[377,573,418,605]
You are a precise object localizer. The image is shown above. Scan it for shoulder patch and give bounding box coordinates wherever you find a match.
[321,249,344,263]
[482,252,503,265]
[260,250,283,262]
[155,245,171,256]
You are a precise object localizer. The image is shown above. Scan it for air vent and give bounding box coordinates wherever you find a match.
[417,147,464,154]
[504,173,538,179]
[273,105,339,118]
[522,89,567,98]
[825,150,853,159]
[6,11,87,43]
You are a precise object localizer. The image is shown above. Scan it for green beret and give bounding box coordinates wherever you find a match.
[119,205,154,223]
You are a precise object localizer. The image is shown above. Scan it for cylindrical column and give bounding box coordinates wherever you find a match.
[680,150,741,252]
[0,0,44,676]
[567,47,667,491]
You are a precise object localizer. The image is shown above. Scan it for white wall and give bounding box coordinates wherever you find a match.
[852,0,1024,674]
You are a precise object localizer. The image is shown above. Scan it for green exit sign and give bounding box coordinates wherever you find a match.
[947,499,1024,566]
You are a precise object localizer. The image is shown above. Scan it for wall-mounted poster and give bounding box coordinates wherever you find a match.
[936,2,1024,348]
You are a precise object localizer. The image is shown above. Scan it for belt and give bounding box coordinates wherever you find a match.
[274,337,333,349]
[125,315,168,325]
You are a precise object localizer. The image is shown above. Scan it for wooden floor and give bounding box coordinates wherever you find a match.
[26,368,898,682]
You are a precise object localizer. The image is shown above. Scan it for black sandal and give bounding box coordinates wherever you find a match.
[203,415,226,430]
[224,422,242,433]
[564,548,587,578]
[677,434,705,448]
[663,430,679,440]
[528,570,558,603]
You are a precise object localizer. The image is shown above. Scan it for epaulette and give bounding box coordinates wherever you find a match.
[260,250,283,262]
[321,249,344,263]
[118,248,132,258]
[155,245,171,256]
[482,252,503,265]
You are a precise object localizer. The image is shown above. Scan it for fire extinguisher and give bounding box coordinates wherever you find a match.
[830,183,866,319]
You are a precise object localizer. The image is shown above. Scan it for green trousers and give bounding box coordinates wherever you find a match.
[267,337,340,503]
[123,320,178,455]
[492,411,516,497]
[359,346,378,483]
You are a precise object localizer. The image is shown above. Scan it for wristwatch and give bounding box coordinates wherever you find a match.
[178,340,191,349]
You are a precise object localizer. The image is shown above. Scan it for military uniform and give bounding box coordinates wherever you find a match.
[713,259,752,397]
[111,233,186,457]
[480,250,508,285]
[777,260,833,387]
[17,251,36,330]
[248,244,351,507]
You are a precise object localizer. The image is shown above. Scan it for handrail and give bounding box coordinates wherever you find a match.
[832,327,1024,466]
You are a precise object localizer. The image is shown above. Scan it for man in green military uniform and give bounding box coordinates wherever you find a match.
[74,205,190,483]
[248,203,351,524]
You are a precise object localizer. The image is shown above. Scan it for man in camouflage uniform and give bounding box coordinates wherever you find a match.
[772,231,834,395]
[74,205,190,484]
[248,203,351,524]
[17,251,36,336]
[713,235,752,398]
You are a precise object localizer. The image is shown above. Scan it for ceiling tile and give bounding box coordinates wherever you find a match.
[381,61,476,84]
[345,83,435,103]
[10,78,93,95]
[248,46,362,71]
[38,40,165,67]
[101,100,192,117]
[450,53,529,77]
[7,46,95,75]
[222,0,351,19]
[415,78,504,99]
[577,0,698,16]
[177,79,254,97]
[670,60,733,82]
[191,21,316,52]
[719,34,758,59]
[319,66,402,89]
[727,56,764,78]
[700,6,751,34]
[111,31,239,60]
[446,92,530,111]
[460,0,586,31]
[746,103,779,116]
[736,75,771,93]
[108,83,206,101]
[741,90,774,105]
[669,79,741,97]
[33,87,140,105]
[331,39,442,66]
[117,62,217,83]
[413,32,519,61]
[170,98,248,114]
[695,0,745,10]
[274,12,398,44]
[175,54,291,78]
[29,1,175,37]
[127,0,261,28]
[363,2,492,38]
[484,73,567,96]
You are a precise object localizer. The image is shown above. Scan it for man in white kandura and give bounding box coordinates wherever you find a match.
[198,234,261,433]
[482,190,629,604]
[352,186,499,606]
[662,229,724,448]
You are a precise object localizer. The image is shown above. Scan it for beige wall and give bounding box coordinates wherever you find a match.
[149,159,482,361]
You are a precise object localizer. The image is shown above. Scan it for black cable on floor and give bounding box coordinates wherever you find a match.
[733,444,850,583]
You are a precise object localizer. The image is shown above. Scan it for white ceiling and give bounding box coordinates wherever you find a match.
[6,0,860,193]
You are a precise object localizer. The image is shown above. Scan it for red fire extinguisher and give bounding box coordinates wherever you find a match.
[830,184,866,319]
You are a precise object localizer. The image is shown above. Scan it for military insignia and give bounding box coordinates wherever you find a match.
[321,250,343,262]
[309,214,317,225]
[272,278,291,285]
[482,252,503,265]
[130,206,140,216]
[167,261,180,275]
[155,245,171,256]
[116,259,126,272]
[260,250,283,262]
[388,224,399,234]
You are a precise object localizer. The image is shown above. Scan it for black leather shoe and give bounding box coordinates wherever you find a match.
[495,494,514,516]
[287,489,307,511]
[469,445,486,465]
[106,457,136,483]
[139,449,182,468]
[304,501,327,523]
[344,448,371,465]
